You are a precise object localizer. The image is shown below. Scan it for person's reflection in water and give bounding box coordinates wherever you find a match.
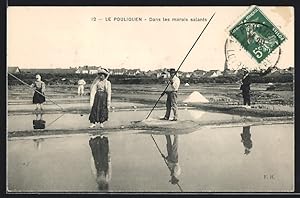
[161,135,181,185]
[89,134,111,191]
[241,126,252,155]
[33,112,46,129]
[33,138,44,150]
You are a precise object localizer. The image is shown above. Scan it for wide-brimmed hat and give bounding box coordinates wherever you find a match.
[167,68,176,74]
[97,68,110,77]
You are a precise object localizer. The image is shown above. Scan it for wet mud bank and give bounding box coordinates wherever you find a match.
[190,103,294,117]
[8,111,293,138]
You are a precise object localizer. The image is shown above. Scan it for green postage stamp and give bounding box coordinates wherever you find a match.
[229,6,287,63]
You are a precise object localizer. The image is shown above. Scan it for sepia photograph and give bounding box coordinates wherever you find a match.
[7,6,294,193]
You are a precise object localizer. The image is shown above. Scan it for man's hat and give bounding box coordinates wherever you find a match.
[167,68,176,74]
[98,68,110,76]
[35,74,41,79]
[241,67,249,73]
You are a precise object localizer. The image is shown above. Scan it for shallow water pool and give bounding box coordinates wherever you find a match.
[7,124,294,192]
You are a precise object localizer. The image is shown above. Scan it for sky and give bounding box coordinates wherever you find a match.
[7,6,294,72]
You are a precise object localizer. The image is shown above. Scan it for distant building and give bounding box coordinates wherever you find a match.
[184,72,193,78]
[111,68,127,75]
[144,70,157,77]
[176,71,184,77]
[153,69,169,78]
[160,71,169,79]
[265,68,293,77]
[204,70,222,78]
[223,69,236,76]
[8,66,21,74]
[75,66,99,74]
[269,66,279,74]
[126,69,141,76]
[192,69,206,77]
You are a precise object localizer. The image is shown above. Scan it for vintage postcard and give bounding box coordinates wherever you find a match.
[7,6,294,193]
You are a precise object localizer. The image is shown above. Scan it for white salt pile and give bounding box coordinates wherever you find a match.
[183,91,209,103]
[184,83,190,87]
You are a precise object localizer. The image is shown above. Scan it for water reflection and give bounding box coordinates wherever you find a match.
[33,112,46,129]
[89,135,111,191]
[33,138,44,150]
[161,135,181,185]
[241,126,253,155]
[7,124,294,192]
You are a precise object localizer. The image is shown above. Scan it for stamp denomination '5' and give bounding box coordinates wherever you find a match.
[229,6,287,63]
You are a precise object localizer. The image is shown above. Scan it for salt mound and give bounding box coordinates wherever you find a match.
[183,91,209,103]
[184,83,190,87]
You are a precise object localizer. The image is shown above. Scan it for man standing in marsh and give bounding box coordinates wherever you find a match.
[161,68,180,121]
[240,69,251,108]
[77,78,86,96]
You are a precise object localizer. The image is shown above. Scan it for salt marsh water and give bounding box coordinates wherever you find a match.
[7,124,293,192]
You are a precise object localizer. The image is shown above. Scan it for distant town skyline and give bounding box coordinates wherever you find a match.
[9,64,294,72]
[8,6,294,72]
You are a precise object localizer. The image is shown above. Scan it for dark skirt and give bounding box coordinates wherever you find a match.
[89,91,108,123]
[33,88,45,104]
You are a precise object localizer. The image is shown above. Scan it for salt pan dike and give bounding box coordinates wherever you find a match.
[8,109,293,138]
[7,96,293,118]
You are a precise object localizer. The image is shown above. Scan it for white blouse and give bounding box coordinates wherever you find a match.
[90,79,111,107]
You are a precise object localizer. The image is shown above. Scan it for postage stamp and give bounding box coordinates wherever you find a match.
[224,35,281,71]
[229,6,287,63]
